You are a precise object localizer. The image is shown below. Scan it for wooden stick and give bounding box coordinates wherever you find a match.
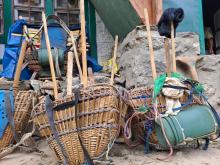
[66,51,74,96]
[88,67,95,85]
[69,31,83,80]
[13,40,28,90]
[42,12,58,99]
[80,0,88,86]
[171,21,176,72]
[144,8,157,80]
[110,35,119,85]
[164,38,171,77]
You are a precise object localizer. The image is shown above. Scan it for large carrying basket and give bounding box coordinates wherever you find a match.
[33,84,127,164]
[0,90,35,151]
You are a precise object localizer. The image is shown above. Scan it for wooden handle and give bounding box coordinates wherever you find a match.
[66,51,74,96]
[42,12,58,99]
[171,21,176,72]
[144,8,157,80]
[13,40,28,90]
[69,32,83,80]
[164,38,171,77]
[80,0,88,86]
[110,35,119,85]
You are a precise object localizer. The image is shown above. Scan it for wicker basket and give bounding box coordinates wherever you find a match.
[0,91,35,151]
[126,85,204,148]
[32,84,127,165]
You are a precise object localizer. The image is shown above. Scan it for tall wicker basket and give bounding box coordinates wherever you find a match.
[32,84,127,165]
[0,90,35,151]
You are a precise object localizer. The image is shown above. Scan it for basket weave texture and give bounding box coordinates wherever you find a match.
[0,91,35,151]
[33,84,128,165]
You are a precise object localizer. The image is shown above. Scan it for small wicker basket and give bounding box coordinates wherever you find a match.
[33,84,127,165]
[0,91,35,151]
[126,85,204,148]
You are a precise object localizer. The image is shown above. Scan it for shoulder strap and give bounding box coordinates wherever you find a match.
[45,95,69,165]
[47,88,94,165]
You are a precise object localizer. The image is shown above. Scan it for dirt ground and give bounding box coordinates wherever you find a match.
[1,140,220,165]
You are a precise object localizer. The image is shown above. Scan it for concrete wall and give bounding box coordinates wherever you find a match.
[95,12,114,64]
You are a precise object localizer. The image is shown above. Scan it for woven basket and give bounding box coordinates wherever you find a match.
[32,84,127,165]
[126,85,204,147]
[0,91,35,151]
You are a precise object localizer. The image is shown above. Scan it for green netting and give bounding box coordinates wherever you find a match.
[152,72,204,102]
[153,72,185,101]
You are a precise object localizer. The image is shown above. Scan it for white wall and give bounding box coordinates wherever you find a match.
[95,12,114,64]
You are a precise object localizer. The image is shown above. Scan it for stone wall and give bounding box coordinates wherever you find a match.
[117,26,200,88]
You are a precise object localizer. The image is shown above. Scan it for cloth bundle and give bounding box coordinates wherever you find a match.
[157,8,184,38]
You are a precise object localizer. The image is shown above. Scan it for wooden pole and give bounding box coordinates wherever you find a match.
[80,0,88,86]
[171,21,176,72]
[13,24,29,91]
[66,51,74,96]
[110,35,118,85]
[42,12,58,99]
[69,32,83,80]
[144,8,157,80]
[164,38,171,77]
[13,40,28,90]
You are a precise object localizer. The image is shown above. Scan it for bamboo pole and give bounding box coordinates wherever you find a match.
[66,51,74,96]
[144,8,157,80]
[110,35,119,85]
[171,21,176,72]
[69,31,83,80]
[13,24,29,91]
[164,38,171,77]
[42,12,58,99]
[80,0,88,86]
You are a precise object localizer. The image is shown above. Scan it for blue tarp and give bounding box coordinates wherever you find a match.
[0,90,14,138]
[0,19,31,80]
